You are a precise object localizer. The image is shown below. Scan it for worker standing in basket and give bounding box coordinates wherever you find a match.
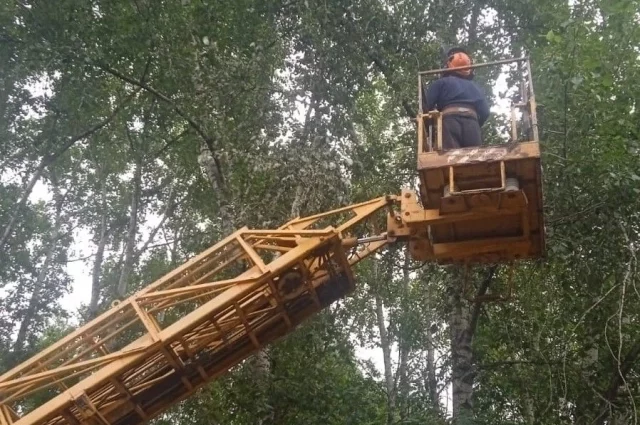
[422,47,490,150]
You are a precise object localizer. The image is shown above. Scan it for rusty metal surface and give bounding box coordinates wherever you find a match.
[418,142,540,170]
[418,56,528,77]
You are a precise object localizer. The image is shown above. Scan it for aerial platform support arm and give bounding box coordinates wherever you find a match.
[0,194,405,425]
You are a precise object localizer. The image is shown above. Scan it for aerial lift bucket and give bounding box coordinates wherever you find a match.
[409,56,545,265]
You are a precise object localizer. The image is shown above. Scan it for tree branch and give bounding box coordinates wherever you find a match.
[0,89,138,250]
[476,360,561,370]
[93,60,226,192]
[367,50,416,118]
[470,266,497,336]
[594,338,640,424]
[548,202,605,225]
[337,4,416,119]
[151,128,191,158]
[134,186,179,262]
[467,1,482,47]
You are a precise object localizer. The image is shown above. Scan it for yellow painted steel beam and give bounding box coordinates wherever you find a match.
[0,197,394,425]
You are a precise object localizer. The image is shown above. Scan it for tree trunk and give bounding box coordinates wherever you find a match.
[449,267,475,424]
[252,176,311,425]
[0,163,47,251]
[198,139,223,195]
[89,178,108,319]
[376,290,396,423]
[427,326,439,409]
[523,391,535,425]
[0,95,132,250]
[117,157,142,298]
[253,347,272,425]
[424,276,440,412]
[467,1,482,48]
[397,249,412,415]
[12,182,64,359]
[135,184,176,262]
[397,326,410,421]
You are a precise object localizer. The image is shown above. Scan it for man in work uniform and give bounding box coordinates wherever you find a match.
[422,48,490,150]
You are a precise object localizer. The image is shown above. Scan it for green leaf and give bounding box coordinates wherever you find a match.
[545,29,556,42]
[571,75,584,87]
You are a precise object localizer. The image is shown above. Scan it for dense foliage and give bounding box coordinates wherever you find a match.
[1,0,639,424]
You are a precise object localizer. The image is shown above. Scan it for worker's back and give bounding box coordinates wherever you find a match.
[423,75,490,126]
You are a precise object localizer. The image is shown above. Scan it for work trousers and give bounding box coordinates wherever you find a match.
[442,114,482,150]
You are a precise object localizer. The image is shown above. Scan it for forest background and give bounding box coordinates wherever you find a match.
[1,0,640,424]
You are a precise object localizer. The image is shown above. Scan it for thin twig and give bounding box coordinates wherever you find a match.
[93,60,226,192]
[561,281,620,402]
[470,266,497,334]
[0,88,140,250]
[548,202,605,225]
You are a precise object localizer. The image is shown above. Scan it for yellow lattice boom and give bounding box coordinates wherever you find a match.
[0,197,393,425]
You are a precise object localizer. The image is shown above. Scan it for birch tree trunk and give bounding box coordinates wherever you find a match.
[375,288,396,425]
[397,249,412,414]
[421,273,440,412]
[117,157,142,298]
[449,267,475,424]
[89,178,108,319]
[449,265,494,424]
[426,314,442,412]
[427,324,439,409]
[12,181,64,359]
[252,187,305,425]
[198,139,224,197]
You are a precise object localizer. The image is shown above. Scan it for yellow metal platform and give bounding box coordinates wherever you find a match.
[412,56,544,264]
[413,141,545,264]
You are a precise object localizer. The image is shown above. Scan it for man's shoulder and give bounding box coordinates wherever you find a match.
[440,75,474,86]
[439,76,458,84]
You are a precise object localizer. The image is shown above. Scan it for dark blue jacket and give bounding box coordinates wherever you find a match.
[423,76,490,126]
